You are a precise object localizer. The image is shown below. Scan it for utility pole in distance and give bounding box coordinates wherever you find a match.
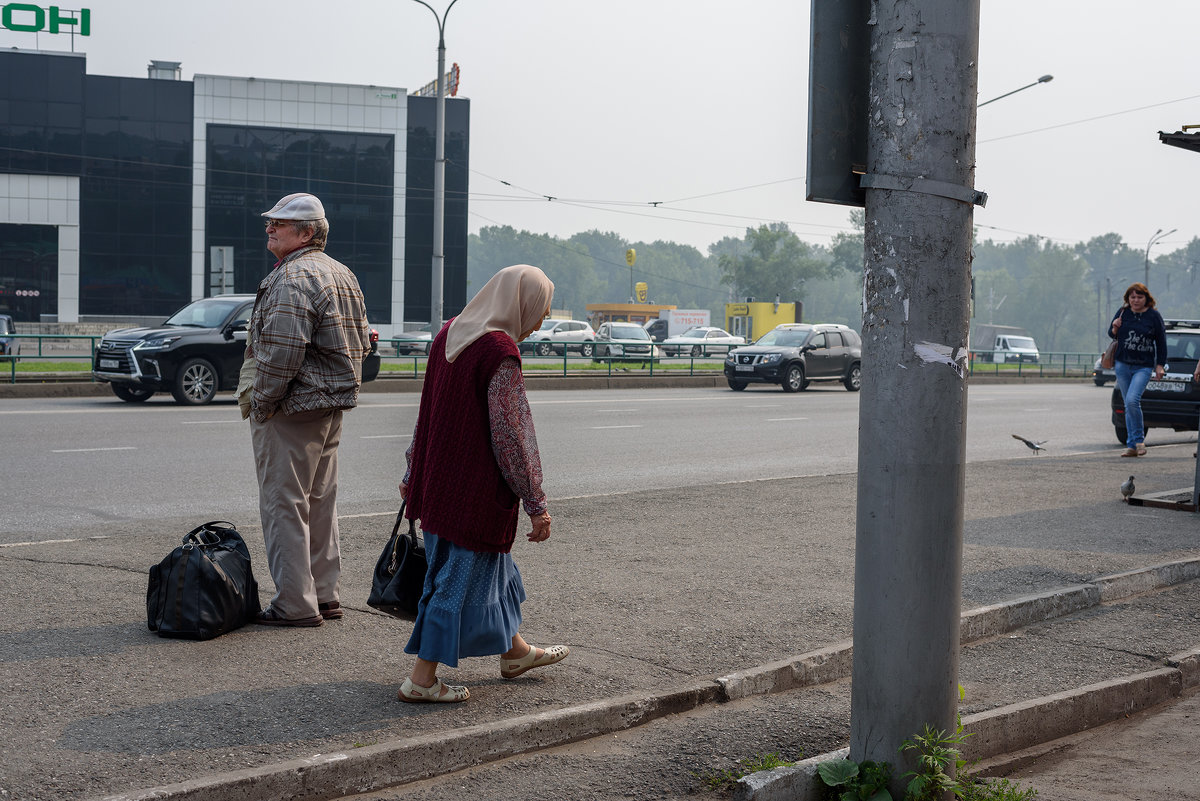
[850,0,982,793]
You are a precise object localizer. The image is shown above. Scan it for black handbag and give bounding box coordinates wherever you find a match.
[147,521,261,640]
[367,502,428,619]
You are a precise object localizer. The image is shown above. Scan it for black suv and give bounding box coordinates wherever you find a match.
[724,323,863,392]
[1110,319,1200,443]
[93,295,380,405]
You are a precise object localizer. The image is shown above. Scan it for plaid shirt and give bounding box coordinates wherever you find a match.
[248,246,370,422]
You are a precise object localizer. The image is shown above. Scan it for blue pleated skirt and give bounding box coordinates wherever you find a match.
[404,531,526,667]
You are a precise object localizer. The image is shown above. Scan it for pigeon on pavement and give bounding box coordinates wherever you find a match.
[1120,475,1135,502]
[1012,434,1047,454]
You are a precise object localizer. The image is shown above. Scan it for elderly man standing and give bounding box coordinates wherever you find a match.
[246,192,371,627]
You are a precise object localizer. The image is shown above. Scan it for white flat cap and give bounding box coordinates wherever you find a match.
[261,192,325,220]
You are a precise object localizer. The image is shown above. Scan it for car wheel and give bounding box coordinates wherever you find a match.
[782,363,805,393]
[535,341,552,357]
[580,342,594,357]
[690,345,702,357]
[112,384,154,403]
[727,379,747,391]
[172,357,218,405]
[843,363,862,392]
[1094,377,1107,387]
[1114,424,1128,445]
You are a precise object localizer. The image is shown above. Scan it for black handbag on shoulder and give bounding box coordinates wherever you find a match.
[147,521,261,640]
[367,502,428,619]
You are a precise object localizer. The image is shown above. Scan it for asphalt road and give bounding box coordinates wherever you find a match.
[1,382,1192,541]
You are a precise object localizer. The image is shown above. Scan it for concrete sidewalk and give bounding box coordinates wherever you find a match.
[1,444,1198,800]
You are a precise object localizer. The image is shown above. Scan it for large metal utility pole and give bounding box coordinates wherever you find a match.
[849,0,981,792]
[409,0,460,332]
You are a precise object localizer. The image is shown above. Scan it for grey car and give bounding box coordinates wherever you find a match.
[0,314,19,361]
[592,321,656,361]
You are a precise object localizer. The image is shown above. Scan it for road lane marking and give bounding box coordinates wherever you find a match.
[767,417,809,422]
[361,434,411,439]
[51,446,137,453]
[0,535,113,548]
[590,424,643,429]
[181,420,242,424]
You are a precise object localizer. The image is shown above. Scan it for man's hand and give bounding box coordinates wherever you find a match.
[528,511,551,542]
[1154,365,1165,381]
[399,482,408,501]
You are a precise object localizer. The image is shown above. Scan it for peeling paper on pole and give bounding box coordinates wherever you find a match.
[914,341,966,379]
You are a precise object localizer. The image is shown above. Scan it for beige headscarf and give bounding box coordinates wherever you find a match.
[444,264,554,363]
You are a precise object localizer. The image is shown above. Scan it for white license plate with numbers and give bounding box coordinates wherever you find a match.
[1147,380,1186,392]
[100,359,119,369]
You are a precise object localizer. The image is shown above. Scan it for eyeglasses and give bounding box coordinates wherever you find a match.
[263,219,294,229]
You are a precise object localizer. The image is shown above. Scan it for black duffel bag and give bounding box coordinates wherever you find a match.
[147,521,261,640]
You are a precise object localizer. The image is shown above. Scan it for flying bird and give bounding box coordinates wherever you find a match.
[1012,434,1047,454]
[1120,475,1135,502]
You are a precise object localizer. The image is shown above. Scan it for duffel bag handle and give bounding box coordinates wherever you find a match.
[184,520,239,547]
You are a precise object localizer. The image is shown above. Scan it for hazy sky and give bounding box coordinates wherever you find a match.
[5,1,1197,258]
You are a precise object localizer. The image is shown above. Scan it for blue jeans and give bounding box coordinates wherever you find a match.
[1114,360,1153,447]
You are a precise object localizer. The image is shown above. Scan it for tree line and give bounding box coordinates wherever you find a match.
[467,217,1200,355]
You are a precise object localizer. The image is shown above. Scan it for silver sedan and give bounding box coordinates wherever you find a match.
[661,326,746,356]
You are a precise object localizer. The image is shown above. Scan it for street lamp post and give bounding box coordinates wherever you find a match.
[408,0,461,332]
[1144,227,1177,286]
[977,74,1053,107]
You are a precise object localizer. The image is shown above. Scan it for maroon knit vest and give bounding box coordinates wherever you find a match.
[405,324,522,553]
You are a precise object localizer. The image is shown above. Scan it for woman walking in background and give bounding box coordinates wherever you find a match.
[1108,282,1167,457]
[397,264,569,703]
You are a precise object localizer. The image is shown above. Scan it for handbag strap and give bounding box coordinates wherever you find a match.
[391,501,420,548]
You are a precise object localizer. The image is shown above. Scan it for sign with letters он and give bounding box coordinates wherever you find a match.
[1,4,90,35]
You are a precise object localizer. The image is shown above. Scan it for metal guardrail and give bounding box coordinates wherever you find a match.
[379,337,732,378]
[0,333,1104,384]
[965,350,1098,378]
[1,334,101,383]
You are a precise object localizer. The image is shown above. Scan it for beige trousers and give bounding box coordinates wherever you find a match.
[251,407,343,619]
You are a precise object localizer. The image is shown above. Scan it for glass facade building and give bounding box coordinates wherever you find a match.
[0,49,469,332]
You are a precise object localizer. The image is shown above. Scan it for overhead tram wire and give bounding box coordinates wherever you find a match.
[979,92,1200,144]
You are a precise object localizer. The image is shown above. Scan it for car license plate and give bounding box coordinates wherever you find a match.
[100,359,119,369]
[735,364,754,372]
[1147,380,1186,393]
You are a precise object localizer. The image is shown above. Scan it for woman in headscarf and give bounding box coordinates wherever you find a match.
[397,264,569,702]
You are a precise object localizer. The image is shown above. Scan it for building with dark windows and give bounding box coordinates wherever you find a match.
[0,49,469,334]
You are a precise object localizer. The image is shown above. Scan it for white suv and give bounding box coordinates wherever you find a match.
[521,319,595,357]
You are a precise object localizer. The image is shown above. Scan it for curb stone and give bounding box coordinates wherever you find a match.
[93,559,1200,801]
[734,662,1199,801]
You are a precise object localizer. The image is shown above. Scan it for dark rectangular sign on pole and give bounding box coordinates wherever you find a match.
[806,0,871,207]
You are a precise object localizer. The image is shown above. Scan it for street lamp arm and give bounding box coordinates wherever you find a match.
[978,74,1053,108]
[406,0,460,40]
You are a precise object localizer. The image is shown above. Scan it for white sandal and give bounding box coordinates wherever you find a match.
[397,677,470,703]
[501,644,570,679]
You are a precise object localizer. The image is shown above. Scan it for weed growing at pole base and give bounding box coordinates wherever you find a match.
[696,752,800,791]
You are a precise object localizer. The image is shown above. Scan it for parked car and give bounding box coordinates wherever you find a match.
[1092,357,1115,386]
[392,324,434,355]
[92,294,380,405]
[1109,319,1200,443]
[0,314,19,361]
[520,318,595,357]
[592,321,656,361]
[661,326,745,356]
[724,323,862,392]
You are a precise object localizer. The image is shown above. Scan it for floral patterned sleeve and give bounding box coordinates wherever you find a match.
[488,358,547,516]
